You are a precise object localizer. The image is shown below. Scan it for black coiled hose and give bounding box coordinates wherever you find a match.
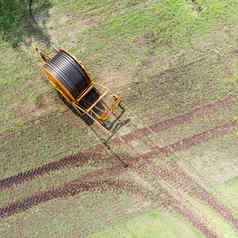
[45,51,90,98]
[44,50,104,121]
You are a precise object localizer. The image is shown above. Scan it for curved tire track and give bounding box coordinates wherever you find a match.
[0,179,149,219]
[0,97,235,192]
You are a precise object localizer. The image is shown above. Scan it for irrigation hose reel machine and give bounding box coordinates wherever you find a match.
[36,47,122,132]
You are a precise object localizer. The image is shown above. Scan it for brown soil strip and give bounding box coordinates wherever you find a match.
[0,167,219,238]
[106,179,219,238]
[0,110,237,236]
[126,121,238,230]
[0,143,128,192]
[124,119,237,165]
[150,161,238,231]
[0,95,234,146]
[132,158,221,238]
[197,190,238,229]
[114,95,235,144]
[149,96,235,133]
[1,121,234,236]
[61,162,128,185]
[0,144,107,192]
[0,179,148,219]
[158,121,238,157]
[0,117,236,195]
[130,163,220,238]
[173,203,219,238]
[190,0,202,13]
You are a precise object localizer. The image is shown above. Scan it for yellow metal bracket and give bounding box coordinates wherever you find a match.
[37,47,123,132]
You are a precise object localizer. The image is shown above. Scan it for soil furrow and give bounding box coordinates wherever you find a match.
[0,120,235,194]
[122,121,238,166]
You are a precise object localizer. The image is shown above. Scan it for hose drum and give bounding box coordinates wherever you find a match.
[44,51,90,98]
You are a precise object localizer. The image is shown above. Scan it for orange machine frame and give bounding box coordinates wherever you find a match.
[38,48,122,132]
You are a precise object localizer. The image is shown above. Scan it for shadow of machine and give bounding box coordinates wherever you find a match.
[0,0,52,47]
[36,47,126,134]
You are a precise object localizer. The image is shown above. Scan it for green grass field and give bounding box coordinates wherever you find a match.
[90,210,205,238]
[1,0,238,134]
[1,0,238,237]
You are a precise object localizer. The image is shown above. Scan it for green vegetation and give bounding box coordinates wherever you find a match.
[1,1,238,238]
[51,0,238,44]
[90,210,204,238]
[0,0,51,46]
[1,0,238,134]
[186,196,238,238]
[215,176,238,218]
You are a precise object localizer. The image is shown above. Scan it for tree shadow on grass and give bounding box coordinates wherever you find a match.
[0,0,52,47]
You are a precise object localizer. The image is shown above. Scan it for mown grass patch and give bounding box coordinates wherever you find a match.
[215,176,238,219]
[186,195,238,238]
[90,210,205,238]
[1,0,238,133]
[101,0,238,45]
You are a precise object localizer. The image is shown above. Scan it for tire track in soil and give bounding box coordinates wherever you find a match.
[154,161,238,230]
[1,122,236,237]
[0,95,234,146]
[114,95,235,144]
[172,203,219,238]
[0,101,237,237]
[0,179,151,220]
[100,177,220,238]
[127,161,220,238]
[2,42,235,141]
[0,96,235,191]
[152,189,220,238]
[0,165,220,238]
[100,120,236,235]
[0,145,107,192]
[157,120,238,157]
[129,121,238,231]
[1,121,236,204]
[125,121,238,168]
